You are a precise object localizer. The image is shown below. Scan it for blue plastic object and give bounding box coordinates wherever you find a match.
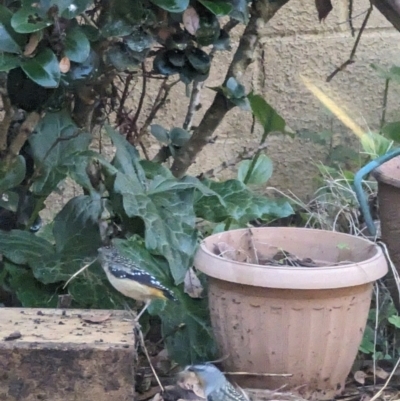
[354,148,400,236]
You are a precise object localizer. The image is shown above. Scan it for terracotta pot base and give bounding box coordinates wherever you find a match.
[209,278,372,400]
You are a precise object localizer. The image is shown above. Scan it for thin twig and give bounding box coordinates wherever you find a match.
[200,143,268,178]
[116,73,134,126]
[63,258,97,289]
[128,64,147,141]
[224,372,292,377]
[326,4,373,82]
[137,326,165,392]
[379,79,390,132]
[348,0,355,37]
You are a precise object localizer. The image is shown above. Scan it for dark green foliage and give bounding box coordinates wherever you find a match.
[0,0,293,366]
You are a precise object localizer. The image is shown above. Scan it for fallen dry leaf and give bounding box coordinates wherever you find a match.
[184,268,204,298]
[183,7,200,35]
[315,0,333,21]
[367,366,389,380]
[178,371,206,399]
[354,370,367,385]
[59,57,71,73]
[24,32,41,56]
[81,313,111,324]
[4,331,22,341]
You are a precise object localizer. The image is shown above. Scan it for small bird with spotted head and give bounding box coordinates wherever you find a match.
[98,246,176,321]
[184,364,248,401]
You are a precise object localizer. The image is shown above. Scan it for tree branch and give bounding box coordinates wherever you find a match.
[372,0,400,32]
[4,112,40,165]
[170,0,290,178]
[0,85,15,154]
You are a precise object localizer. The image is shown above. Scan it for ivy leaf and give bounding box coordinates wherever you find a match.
[150,0,189,12]
[195,179,293,224]
[197,0,232,16]
[162,294,217,365]
[114,173,198,284]
[0,5,27,53]
[0,53,21,72]
[21,48,60,87]
[0,229,55,266]
[0,156,26,194]
[53,194,102,258]
[238,154,273,185]
[4,261,58,307]
[64,26,90,63]
[29,110,91,196]
[105,125,147,188]
[248,93,285,136]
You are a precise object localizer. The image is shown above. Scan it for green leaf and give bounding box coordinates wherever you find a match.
[0,53,21,72]
[0,229,55,266]
[0,156,26,193]
[382,121,400,143]
[114,173,197,284]
[0,5,27,53]
[197,0,232,16]
[238,154,273,185]
[105,125,147,187]
[371,64,400,83]
[29,110,91,196]
[11,4,52,33]
[150,0,189,12]
[195,179,293,224]
[162,294,217,365]
[150,124,170,144]
[360,131,393,158]
[5,261,58,307]
[140,160,174,179]
[21,48,60,88]
[359,325,375,354]
[248,93,286,135]
[388,315,400,328]
[169,127,191,147]
[230,0,249,23]
[53,194,102,258]
[64,26,90,63]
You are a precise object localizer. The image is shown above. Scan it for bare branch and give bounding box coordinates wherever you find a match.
[200,143,269,179]
[5,112,40,165]
[326,4,372,82]
[183,81,202,131]
[171,0,290,178]
[0,85,15,154]
[371,0,400,32]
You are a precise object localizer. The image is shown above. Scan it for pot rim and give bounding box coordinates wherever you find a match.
[194,227,388,289]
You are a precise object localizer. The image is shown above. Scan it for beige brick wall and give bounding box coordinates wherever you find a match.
[143,0,400,199]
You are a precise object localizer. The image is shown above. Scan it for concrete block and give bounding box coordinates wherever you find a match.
[0,308,135,401]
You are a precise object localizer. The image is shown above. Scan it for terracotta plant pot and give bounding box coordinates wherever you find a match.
[194,227,388,400]
[373,155,400,309]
